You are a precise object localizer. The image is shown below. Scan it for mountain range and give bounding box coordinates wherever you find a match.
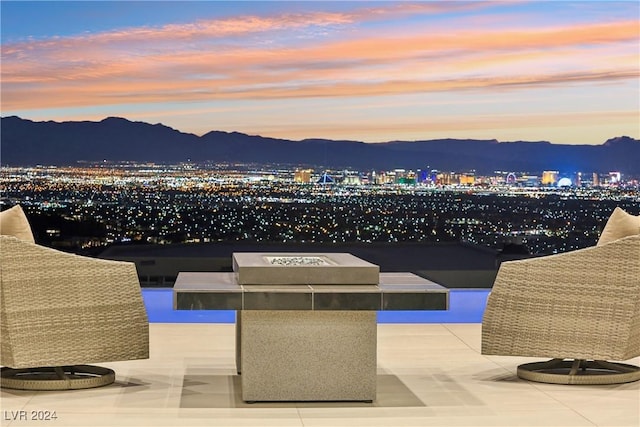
[1,116,639,175]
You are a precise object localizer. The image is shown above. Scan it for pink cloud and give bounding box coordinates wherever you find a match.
[3,2,485,53]
[2,5,638,112]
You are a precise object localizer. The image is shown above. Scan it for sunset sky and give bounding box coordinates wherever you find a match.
[1,1,638,144]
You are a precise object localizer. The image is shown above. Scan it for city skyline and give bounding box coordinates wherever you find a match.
[2,163,638,257]
[1,1,639,145]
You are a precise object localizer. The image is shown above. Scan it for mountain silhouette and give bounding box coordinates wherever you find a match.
[1,116,639,175]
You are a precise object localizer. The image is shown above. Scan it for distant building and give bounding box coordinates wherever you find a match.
[391,169,416,185]
[375,171,392,185]
[609,172,621,185]
[575,172,582,187]
[416,169,429,184]
[459,174,475,185]
[437,172,455,186]
[294,169,312,183]
[393,169,406,185]
[521,175,540,187]
[316,172,334,184]
[541,171,559,186]
[505,173,518,186]
[342,174,361,185]
[404,170,417,185]
[557,177,572,187]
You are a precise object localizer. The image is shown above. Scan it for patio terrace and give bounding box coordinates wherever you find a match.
[1,288,638,427]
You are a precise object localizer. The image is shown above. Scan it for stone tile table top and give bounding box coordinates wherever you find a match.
[174,271,448,311]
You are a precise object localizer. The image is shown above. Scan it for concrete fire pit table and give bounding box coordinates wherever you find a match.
[173,252,448,402]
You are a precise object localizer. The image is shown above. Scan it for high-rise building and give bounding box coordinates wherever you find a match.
[343,174,361,185]
[609,172,621,184]
[437,172,455,186]
[541,171,559,186]
[393,169,406,184]
[459,174,475,185]
[294,169,312,183]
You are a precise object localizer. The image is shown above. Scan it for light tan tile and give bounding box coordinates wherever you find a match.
[1,323,636,426]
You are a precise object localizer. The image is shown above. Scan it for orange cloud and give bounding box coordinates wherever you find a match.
[1,6,638,112]
[4,68,637,113]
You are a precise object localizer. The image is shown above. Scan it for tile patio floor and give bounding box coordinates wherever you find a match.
[2,323,638,427]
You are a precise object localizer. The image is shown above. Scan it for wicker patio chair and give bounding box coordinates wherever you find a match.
[482,233,640,384]
[1,235,149,390]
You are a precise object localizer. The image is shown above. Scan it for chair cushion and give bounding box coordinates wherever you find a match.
[597,207,640,246]
[0,205,35,243]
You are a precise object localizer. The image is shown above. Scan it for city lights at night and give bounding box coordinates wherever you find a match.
[2,163,638,256]
[1,1,638,261]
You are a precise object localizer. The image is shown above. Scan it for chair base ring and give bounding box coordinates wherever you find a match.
[1,365,115,390]
[517,359,640,385]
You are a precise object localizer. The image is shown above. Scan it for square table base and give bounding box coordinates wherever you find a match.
[237,310,376,402]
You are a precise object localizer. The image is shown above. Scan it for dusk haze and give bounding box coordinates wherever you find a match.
[2,0,639,145]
